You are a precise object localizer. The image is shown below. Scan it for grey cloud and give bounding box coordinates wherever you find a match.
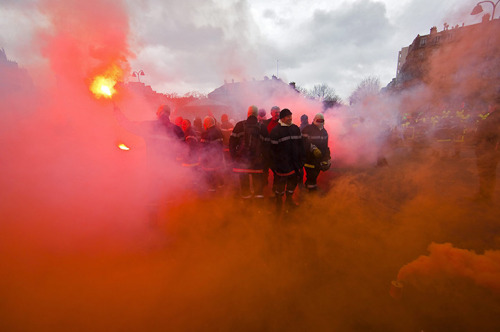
[262,9,277,20]
[131,0,260,47]
[393,0,478,37]
[250,0,481,100]
[260,8,288,27]
[143,21,225,51]
[130,1,226,50]
[301,0,393,54]
[0,0,37,8]
[128,0,275,93]
[261,0,395,75]
[261,1,396,98]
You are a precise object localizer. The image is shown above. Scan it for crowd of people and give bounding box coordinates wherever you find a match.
[114,94,500,217]
[114,104,332,214]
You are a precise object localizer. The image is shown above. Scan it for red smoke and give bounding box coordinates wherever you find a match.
[37,0,131,94]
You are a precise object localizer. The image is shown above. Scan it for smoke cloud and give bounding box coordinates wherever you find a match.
[1,1,500,332]
[397,242,500,294]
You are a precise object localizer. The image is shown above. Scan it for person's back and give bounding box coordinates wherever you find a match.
[219,114,234,147]
[230,106,266,199]
[199,116,224,191]
[193,117,203,138]
[200,118,224,169]
[242,117,264,165]
[230,115,265,170]
[181,119,199,166]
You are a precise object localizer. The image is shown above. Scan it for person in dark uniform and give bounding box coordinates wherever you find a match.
[219,113,234,170]
[270,108,305,213]
[181,119,199,169]
[261,106,281,188]
[229,105,267,200]
[193,117,203,139]
[200,116,224,192]
[301,113,331,193]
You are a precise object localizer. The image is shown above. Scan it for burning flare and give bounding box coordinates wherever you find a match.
[101,85,112,96]
[117,143,130,151]
[89,64,123,99]
[90,75,116,99]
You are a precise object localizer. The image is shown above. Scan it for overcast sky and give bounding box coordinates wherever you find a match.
[0,0,488,101]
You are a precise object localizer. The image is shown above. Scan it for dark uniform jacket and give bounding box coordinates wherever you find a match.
[200,126,224,171]
[301,123,331,168]
[261,118,279,167]
[229,115,266,172]
[219,121,234,149]
[183,127,199,166]
[270,122,305,176]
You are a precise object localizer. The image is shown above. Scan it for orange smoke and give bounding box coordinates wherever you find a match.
[396,242,500,295]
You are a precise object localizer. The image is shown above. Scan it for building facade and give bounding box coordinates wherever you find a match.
[388,18,500,104]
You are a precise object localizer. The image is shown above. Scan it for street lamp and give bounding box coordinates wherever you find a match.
[470,1,499,20]
[132,70,145,82]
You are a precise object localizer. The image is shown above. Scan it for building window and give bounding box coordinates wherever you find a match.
[419,37,427,47]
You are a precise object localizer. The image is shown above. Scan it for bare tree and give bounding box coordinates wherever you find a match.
[349,76,381,105]
[308,84,336,100]
[184,91,206,98]
[304,83,342,109]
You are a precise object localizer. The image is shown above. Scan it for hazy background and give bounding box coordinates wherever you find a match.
[0,0,486,100]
